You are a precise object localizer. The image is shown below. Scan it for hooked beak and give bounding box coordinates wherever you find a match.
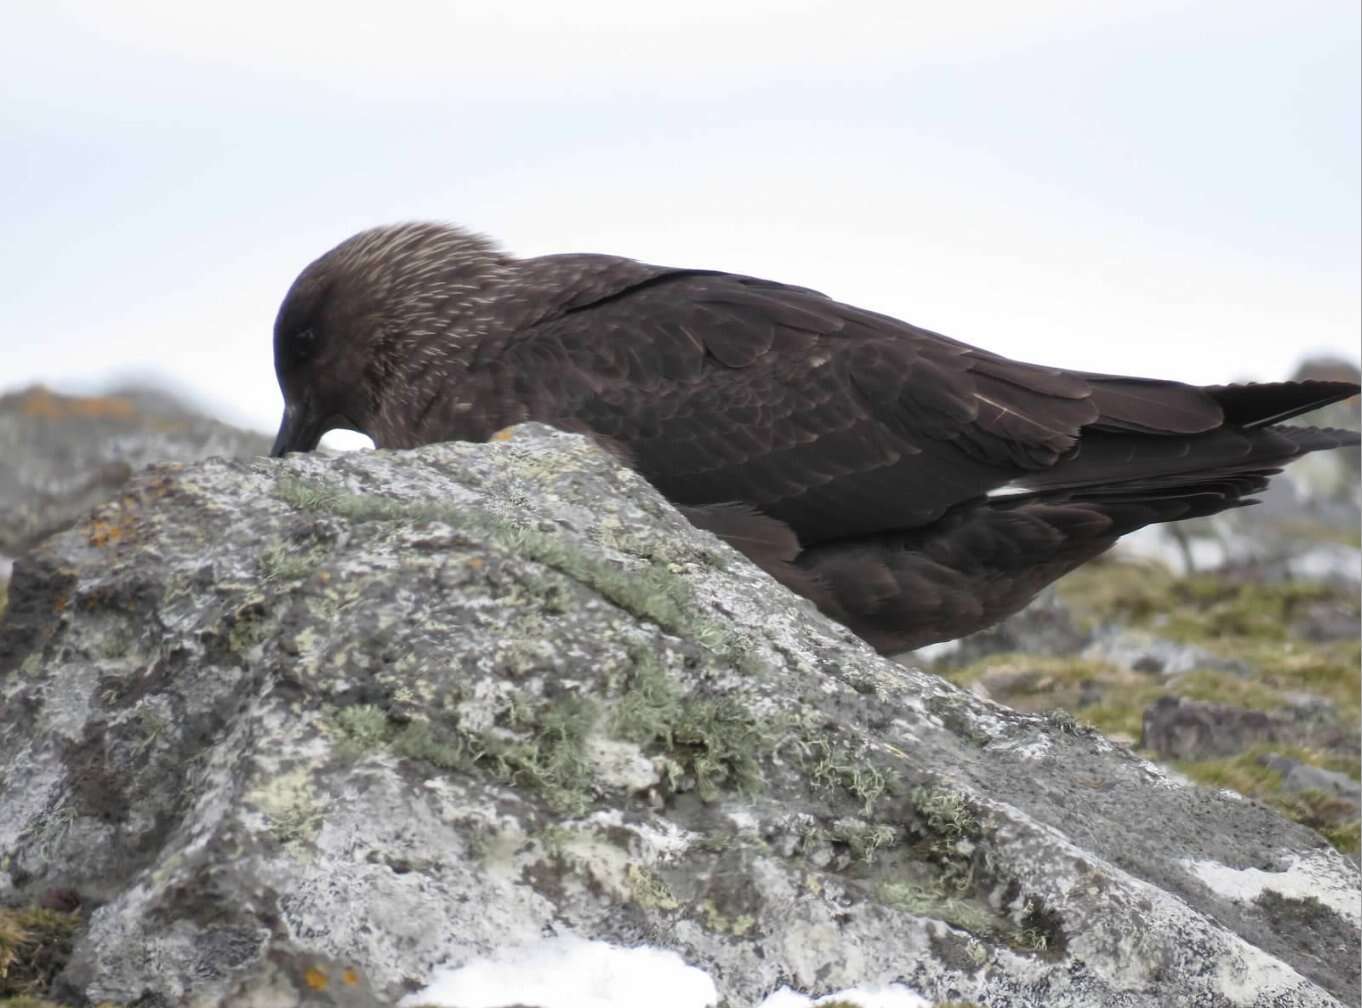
[270,402,325,457]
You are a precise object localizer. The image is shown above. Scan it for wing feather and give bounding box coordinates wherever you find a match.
[477,258,1342,544]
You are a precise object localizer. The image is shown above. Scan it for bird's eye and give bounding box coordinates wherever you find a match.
[290,328,318,364]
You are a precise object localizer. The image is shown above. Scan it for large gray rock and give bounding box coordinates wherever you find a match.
[0,426,1357,1007]
[0,384,271,559]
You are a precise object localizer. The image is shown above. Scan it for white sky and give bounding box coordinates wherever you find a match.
[3,1,1358,445]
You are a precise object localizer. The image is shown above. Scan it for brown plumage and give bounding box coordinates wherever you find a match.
[270,222,1360,653]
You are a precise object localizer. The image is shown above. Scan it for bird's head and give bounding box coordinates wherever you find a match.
[270,222,507,456]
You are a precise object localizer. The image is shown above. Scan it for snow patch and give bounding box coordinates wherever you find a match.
[399,935,718,1008]
[758,984,933,1008]
[1184,852,1361,926]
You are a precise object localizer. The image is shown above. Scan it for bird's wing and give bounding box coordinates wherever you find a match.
[475,260,1228,543]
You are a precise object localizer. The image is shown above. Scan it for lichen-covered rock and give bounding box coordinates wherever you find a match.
[0,426,1357,1007]
[0,384,271,560]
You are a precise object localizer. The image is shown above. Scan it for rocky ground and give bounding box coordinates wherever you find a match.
[0,376,1357,1008]
[915,360,1361,861]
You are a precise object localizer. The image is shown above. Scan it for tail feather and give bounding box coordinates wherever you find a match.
[1080,376,1357,436]
[1203,380,1359,429]
[699,378,1358,655]
[1016,424,1357,496]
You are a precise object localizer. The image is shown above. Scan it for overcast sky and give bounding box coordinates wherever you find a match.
[3,1,1358,447]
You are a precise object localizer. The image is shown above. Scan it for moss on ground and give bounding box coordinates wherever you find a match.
[0,906,80,1000]
[1055,560,1359,723]
[1055,560,1355,643]
[940,558,1360,853]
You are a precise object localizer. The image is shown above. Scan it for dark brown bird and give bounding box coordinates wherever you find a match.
[270,222,1360,653]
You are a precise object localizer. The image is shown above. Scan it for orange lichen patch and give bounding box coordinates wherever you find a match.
[18,387,138,423]
[85,486,166,549]
[86,518,128,548]
[341,967,361,986]
[466,557,485,570]
[303,965,329,990]
[490,427,518,442]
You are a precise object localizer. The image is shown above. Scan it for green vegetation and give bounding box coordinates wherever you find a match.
[1056,560,1351,642]
[0,906,79,1000]
[1057,561,1359,720]
[938,558,1361,853]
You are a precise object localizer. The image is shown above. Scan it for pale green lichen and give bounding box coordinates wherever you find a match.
[699,898,756,936]
[830,819,897,863]
[867,784,1062,955]
[223,598,272,657]
[273,476,758,671]
[332,704,392,757]
[330,694,599,816]
[878,880,996,937]
[625,863,678,911]
[805,737,891,815]
[249,768,323,846]
[257,541,323,583]
[402,707,597,815]
[609,653,769,801]
[912,786,978,842]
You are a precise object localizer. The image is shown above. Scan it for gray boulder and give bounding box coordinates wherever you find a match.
[1140,696,1289,761]
[0,384,271,560]
[0,426,1357,1007]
